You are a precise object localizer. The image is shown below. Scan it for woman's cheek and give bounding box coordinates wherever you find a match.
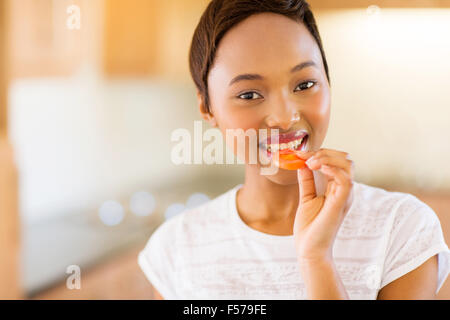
[304,88,331,149]
[217,109,262,164]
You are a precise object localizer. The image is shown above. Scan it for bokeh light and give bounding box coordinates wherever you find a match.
[185,192,210,209]
[164,203,185,220]
[98,200,125,226]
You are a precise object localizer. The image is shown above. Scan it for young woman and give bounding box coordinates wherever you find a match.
[138,0,450,299]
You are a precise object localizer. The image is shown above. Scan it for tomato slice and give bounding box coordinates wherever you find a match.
[279,153,299,161]
[272,148,306,170]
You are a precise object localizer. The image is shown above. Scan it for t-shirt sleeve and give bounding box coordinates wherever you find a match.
[380,194,450,294]
[138,220,178,299]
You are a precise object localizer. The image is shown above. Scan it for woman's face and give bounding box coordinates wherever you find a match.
[205,12,331,185]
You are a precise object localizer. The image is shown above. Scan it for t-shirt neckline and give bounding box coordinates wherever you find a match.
[229,183,295,242]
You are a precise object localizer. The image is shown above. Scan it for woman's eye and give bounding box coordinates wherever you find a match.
[238,92,262,100]
[295,81,316,91]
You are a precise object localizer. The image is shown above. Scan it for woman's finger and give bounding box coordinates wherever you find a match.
[306,155,354,176]
[312,148,350,159]
[316,165,353,226]
[297,166,317,203]
[320,165,353,188]
[293,150,315,160]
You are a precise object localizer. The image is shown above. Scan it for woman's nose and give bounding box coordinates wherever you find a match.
[265,100,300,130]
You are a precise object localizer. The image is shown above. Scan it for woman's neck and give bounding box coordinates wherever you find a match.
[236,165,328,236]
[235,166,301,235]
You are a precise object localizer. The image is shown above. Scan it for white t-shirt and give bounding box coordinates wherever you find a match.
[138,182,450,299]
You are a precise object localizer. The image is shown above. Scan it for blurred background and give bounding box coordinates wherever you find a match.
[0,0,449,299]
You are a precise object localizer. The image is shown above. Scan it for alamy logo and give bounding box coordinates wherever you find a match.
[66,265,81,289]
[171,121,281,176]
[66,5,81,30]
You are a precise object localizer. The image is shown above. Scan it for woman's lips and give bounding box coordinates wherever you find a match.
[263,129,308,145]
[259,130,309,154]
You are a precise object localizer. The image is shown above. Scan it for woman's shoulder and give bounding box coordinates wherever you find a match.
[347,182,443,242]
[351,181,433,216]
[353,181,413,203]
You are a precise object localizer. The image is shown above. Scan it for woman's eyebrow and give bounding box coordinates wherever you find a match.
[290,60,317,73]
[228,60,318,87]
[228,74,263,87]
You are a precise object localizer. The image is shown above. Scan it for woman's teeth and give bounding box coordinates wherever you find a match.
[265,137,304,152]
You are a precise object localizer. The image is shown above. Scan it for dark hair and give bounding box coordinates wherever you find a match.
[188,0,330,114]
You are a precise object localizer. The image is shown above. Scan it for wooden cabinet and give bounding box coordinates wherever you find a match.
[0,0,8,135]
[7,0,213,79]
[103,0,161,76]
[103,0,210,79]
[5,0,450,79]
[0,0,22,300]
[0,138,21,299]
[103,0,450,77]
[8,0,88,78]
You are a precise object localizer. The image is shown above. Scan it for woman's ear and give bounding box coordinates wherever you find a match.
[197,92,217,127]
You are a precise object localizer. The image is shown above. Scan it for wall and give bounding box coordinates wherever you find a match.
[315,8,450,191]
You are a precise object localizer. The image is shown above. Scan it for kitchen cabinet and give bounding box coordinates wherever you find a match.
[103,0,210,79]
[8,0,88,78]
[0,0,22,300]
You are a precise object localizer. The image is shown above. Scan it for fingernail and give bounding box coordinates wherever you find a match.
[296,151,312,159]
[305,157,315,166]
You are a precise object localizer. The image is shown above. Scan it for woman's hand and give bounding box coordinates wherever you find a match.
[292,148,355,263]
